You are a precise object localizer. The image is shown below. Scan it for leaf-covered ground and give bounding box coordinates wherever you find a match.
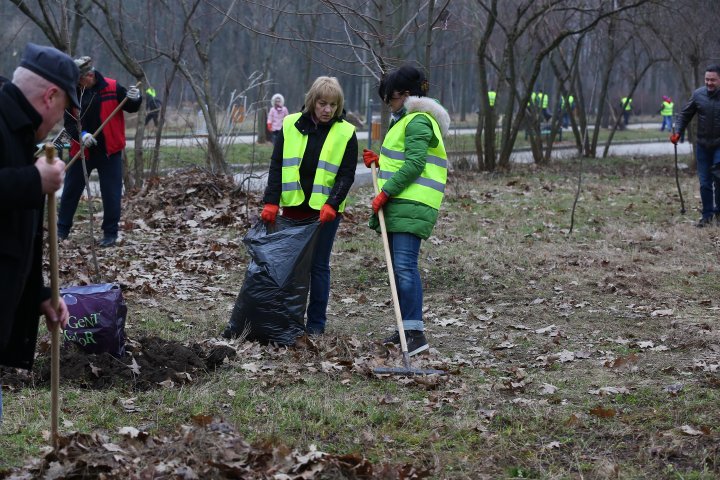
[1,159,720,479]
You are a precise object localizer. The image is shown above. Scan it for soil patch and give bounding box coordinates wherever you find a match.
[0,336,236,391]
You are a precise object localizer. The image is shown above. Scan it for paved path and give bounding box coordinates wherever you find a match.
[69,123,692,195]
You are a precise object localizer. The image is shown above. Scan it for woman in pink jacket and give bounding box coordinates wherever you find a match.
[267,93,289,145]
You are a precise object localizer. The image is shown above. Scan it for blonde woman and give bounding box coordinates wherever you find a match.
[260,77,357,335]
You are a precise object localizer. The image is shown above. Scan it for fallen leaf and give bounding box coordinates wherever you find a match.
[589,406,616,418]
[588,386,630,396]
[118,426,140,438]
[539,383,558,395]
[680,425,703,436]
[651,309,673,317]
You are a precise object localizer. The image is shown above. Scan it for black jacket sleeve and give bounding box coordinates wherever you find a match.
[326,132,358,210]
[676,92,698,136]
[262,130,284,205]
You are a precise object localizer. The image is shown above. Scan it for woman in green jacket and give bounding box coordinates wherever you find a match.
[363,65,450,356]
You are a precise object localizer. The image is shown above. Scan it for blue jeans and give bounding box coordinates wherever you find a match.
[696,144,720,219]
[305,215,341,334]
[388,232,424,332]
[660,116,673,131]
[58,150,123,238]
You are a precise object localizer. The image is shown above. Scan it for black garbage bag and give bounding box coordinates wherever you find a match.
[225,216,320,345]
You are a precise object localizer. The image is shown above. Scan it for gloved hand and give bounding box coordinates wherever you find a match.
[267,122,272,132]
[126,86,141,101]
[363,148,379,168]
[372,191,389,213]
[261,203,279,223]
[81,131,97,147]
[670,133,681,145]
[319,204,336,223]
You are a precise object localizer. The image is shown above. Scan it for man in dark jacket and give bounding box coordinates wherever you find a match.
[57,56,141,247]
[671,64,720,227]
[0,43,75,422]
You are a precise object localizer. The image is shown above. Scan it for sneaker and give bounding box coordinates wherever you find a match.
[405,330,429,356]
[696,217,713,228]
[98,236,117,248]
[383,331,401,345]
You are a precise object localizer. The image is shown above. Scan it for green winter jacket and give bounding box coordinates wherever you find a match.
[370,96,450,239]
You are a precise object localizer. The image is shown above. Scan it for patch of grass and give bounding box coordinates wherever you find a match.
[4,154,720,478]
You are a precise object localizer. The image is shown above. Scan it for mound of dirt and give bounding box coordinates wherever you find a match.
[0,419,431,479]
[0,336,236,391]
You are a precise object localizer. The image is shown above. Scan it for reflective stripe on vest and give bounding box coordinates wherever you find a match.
[280,112,355,212]
[661,101,673,116]
[377,111,447,210]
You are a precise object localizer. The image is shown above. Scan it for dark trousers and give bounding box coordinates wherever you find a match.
[58,150,123,238]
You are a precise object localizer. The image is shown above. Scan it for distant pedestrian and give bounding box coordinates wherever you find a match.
[561,94,575,129]
[671,64,720,227]
[659,95,674,132]
[621,96,632,127]
[144,87,161,127]
[267,93,289,146]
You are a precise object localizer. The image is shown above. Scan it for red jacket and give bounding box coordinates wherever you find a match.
[69,77,129,157]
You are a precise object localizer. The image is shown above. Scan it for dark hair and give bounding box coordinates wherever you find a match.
[377,65,429,104]
[706,64,720,76]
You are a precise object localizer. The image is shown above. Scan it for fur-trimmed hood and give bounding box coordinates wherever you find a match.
[404,96,450,136]
[271,93,285,107]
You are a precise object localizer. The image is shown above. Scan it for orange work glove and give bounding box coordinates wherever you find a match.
[261,203,279,223]
[319,204,337,223]
[669,133,681,145]
[372,191,390,213]
[363,148,380,168]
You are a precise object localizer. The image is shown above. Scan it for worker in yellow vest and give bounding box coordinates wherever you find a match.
[258,77,358,336]
[362,65,450,356]
[561,94,575,128]
[621,96,633,127]
[659,95,674,132]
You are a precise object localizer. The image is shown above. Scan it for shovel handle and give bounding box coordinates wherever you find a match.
[371,163,410,363]
[45,144,60,447]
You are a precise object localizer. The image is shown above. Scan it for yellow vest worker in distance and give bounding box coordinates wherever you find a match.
[362,65,450,357]
[256,76,358,336]
[621,96,633,127]
[660,95,674,132]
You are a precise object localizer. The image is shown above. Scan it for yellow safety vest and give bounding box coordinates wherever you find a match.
[561,95,574,108]
[661,101,673,116]
[541,93,549,109]
[280,112,355,212]
[621,97,632,111]
[488,91,496,107]
[377,112,448,210]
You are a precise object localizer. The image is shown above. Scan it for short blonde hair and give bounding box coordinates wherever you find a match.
[303,76,344,119]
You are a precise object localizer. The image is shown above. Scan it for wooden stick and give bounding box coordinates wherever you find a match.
[65,81,142,171]
[370,163,411,369]
[45,143,60,447]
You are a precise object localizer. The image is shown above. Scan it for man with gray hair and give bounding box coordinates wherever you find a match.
[0,43,77,422]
